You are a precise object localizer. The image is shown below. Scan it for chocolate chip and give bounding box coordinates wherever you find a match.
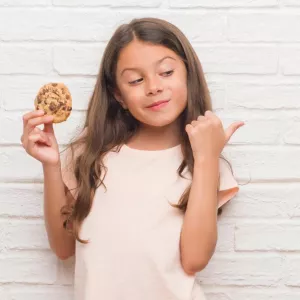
[66,95,70,100]
[49,102,57,111]
[67,107,72,111]
[52,83,58,87]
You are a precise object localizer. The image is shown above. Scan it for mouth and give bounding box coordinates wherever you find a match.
[147,100,170,109]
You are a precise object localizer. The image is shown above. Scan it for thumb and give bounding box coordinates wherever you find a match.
[43,122,54,134]
[185,124,193,136]
[225,121,244,143]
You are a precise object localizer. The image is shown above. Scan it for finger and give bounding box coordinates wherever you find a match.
[32,127,52,146]
[27,134,45,147]
[44,122,54,134]
[225,121,245,142]
[197,115,206,122]
[23,110,45,130]
[204,110,218,121]
[185,124,193,135]
[204,110,213,117]
[28,132,50,147]
[26,115,54,133]
[191,120,198,127]
[204,110,220,123]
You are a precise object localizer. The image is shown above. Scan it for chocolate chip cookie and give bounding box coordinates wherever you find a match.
[34,83,72,123]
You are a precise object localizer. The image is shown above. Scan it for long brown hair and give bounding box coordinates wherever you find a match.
[61,17,214,243]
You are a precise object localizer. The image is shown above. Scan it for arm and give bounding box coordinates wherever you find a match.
[21,110,76,260]
[180,111,244,275]
[180,157,219,275]
[43,163,76,260]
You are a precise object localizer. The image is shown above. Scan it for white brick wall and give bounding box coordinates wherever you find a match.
[0,1,299,299]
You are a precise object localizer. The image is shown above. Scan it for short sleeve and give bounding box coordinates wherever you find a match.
[217,158,239,208]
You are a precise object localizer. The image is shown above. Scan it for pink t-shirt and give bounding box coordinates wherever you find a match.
[62,144,238,300]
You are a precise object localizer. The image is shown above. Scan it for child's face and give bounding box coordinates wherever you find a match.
[115,40,187,128]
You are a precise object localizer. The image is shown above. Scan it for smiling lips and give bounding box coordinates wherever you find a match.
[147,100,170,110]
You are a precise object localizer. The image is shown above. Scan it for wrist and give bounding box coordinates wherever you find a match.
[42,161,61,172]
[193,155,219,168]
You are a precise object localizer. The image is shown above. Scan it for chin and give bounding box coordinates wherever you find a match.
[142,117,178,128]
[132,110,184,128]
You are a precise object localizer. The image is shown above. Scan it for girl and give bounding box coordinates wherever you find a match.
[21,18,244,300]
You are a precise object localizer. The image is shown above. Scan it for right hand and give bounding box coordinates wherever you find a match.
[21,110,60,166]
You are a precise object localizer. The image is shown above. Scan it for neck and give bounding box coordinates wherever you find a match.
[127,121,181,151]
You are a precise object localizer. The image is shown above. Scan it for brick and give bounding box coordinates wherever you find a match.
[0,252,57,283]
[0,75,94,111]
[215,220,235,252]
[165,13,226,42]
[8,287,73,300]
[283,122,300,145]
[0,0,50,5]
[0,9,118,42]
[221,183,300,219]
[0,220,49,251]
[53,46,104,76]
[227,84,300,109]
[0,146,80,182]
[170,0,277,8]
[280,47,300,75]
[219,116,284,145]
[0,111,85,145]
[208,82,226,110]
[194,46,278,74]
[0,183,43,217]
[53,0,162,7]
[56,256,75,285]
[0,9,227,42]
[286,257,300,287]
[228,13,300,42]
[199,254,284,286]
[116,12,227,42]
[235,222,300,251]
[0,147,43,182]
[282,0,300,6]
[223,147,300,181]
[0,0,51,7]
[0,46,51,75]
[203,287,300,300]
[0,287,8,300]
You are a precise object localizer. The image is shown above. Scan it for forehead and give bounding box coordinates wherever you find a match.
[117,40,179,70]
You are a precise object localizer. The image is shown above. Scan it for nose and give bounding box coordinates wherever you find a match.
[146,76,163,96]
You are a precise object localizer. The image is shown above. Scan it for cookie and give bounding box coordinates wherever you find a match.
[34,83,72,123]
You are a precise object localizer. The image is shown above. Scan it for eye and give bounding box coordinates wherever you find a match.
[128,78,143,85]
[161,70,174,76]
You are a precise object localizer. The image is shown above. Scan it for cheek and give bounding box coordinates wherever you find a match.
[120,86,143,108]
[170,77,187,103]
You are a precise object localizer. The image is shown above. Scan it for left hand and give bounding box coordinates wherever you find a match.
[185,111,244,161]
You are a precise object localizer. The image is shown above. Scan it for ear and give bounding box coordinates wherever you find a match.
[114,89,127,109]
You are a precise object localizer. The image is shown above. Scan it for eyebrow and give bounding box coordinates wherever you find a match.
[120,56,176,76]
